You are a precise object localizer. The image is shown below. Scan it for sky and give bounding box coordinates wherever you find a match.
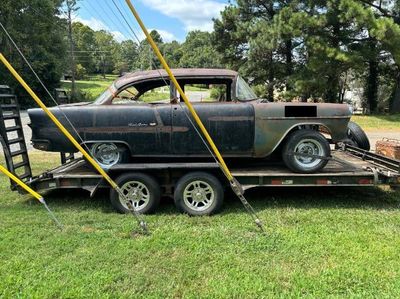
[75,0,230,43]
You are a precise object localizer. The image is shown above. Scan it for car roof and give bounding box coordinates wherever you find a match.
[114,68,238,90]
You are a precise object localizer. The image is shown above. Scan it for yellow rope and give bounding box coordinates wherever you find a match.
[0,53,118,189]
[0,164,43,201]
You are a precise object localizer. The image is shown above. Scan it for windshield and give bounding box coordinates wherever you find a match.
[235,76,257,101]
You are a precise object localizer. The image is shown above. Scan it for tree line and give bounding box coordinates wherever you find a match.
[70,24,222,78]
[1,0,400,112]
[0,0,220,106]
[213,0,400,112]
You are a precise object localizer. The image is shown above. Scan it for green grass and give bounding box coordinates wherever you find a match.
[142,91,170,102]
[61,74,118,101]
[352,114,400,130]
[1,152,400,297]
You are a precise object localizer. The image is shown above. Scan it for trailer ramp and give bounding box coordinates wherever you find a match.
[0,92,32,187]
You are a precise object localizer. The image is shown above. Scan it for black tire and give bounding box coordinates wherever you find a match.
[110,173,160,214]
[174,172,224,216]
[88,142,129,169]
[282,129,331,173]
[347,121,370,151]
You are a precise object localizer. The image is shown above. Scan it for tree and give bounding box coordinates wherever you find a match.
[213,0,400,109]
[338,0,400,112]
[117,40,139,73]
[94,30,117,77]
[137,30,163,70]
[179,31,222,68]
[0,0,67,107]
[161,41,182,68]
[213,0,295,101]
[72,22,97,73]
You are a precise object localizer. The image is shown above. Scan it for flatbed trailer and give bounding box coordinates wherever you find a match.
[27,146,400,194]
[1,95,400,215]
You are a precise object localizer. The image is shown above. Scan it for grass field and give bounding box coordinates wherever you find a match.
[1,152,400,297]
[352,114,400,130]
[61,74,118,100]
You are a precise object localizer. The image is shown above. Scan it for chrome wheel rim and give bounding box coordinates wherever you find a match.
[294,138,325,169]
[91,143,120,168]
[183,180,215,212]
[119,181,150,211]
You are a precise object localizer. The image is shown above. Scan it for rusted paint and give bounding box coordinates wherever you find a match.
[253,102,350,157]
[208,116,253,122]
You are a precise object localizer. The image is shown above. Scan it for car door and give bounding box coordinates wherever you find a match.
[83,82,172,156]
[172,102,255,157]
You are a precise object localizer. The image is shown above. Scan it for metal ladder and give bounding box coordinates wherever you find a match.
[0,93,32,188]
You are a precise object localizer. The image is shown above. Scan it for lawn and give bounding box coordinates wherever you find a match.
[351,114,400,130]
[62,75,171,103]
[61,74,118,101]
[1,152,400,298]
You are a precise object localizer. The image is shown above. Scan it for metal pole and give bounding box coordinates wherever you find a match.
[0,164,42,201]
[0,164,63,229]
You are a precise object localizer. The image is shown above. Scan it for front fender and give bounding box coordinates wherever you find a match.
[253,103,351,157]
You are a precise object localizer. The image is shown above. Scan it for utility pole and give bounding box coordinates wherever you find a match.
[148,44,152,70]
[101,55,105,79]
[66,0,79,102]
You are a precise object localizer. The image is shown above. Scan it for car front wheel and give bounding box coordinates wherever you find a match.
[282,130,331,173]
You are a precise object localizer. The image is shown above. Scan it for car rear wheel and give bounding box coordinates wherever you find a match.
[110,173,160,214]
[90,142,128,169]
[283,130,331,173]
[174,172,224,216]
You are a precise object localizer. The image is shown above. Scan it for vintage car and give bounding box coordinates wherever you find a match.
[28,68,369,173]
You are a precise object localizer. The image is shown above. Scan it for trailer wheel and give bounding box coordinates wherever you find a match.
[283,129,331,173]
[90,142,128,169]
[174,172,223,216]
[347,121,370,151]
[110,173,160,214]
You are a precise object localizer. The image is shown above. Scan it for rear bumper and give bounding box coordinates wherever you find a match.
[32,139,52,151]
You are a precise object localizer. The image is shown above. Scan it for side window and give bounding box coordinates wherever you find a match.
[112,85,170,104]
[183,84,228,102]
[209,84,228,102]
[112,86,139,104]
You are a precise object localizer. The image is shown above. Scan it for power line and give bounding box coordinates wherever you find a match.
[67,50,111,53]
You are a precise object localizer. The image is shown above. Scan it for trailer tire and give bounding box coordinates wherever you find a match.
[110,173,160,214]
[174,172,223,216]
[347,121,370,151]
[283,129,330,173]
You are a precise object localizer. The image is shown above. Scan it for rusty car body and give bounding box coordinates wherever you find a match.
[28,68,353,172]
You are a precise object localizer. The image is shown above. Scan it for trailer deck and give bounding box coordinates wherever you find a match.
[27,147,400,198]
